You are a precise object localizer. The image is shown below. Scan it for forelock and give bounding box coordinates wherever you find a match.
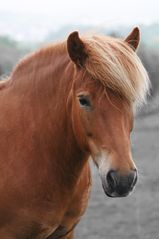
[82,35,150,107]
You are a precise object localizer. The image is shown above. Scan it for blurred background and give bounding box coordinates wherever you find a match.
[0,0,159,238]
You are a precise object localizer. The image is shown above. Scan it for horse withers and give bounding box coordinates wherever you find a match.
[0,28,149,238]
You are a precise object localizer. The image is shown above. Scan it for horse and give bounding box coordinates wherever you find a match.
[0,27,149,239]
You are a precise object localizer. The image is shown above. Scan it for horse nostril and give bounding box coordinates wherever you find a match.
[129,169,137,188]
[106,170,117,190]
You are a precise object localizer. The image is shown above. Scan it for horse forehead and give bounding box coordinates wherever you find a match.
[94,89,125,111]
[94,92,132,126]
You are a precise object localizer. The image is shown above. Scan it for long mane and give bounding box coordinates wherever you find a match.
[82,35,150,106]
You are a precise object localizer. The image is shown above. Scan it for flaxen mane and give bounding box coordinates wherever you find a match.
[82,35,150,106]
[5,34,149,107]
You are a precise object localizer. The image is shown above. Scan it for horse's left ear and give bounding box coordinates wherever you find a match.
[125,27,140,51]
[67,31,88,67]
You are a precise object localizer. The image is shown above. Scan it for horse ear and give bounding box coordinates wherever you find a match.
[67,31,88,67]
[125,27,140,51]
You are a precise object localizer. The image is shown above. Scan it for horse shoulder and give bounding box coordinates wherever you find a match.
[49,162,91,238]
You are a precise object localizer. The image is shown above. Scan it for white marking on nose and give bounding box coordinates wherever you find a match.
[93,151,111,178]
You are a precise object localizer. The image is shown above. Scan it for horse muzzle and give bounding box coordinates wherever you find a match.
[101,169,137,198]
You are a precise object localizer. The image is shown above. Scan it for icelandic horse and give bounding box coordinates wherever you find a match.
[0,27,149,238]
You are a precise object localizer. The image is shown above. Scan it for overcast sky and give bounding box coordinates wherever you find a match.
[0,0,159,27]
[0,0,158,42]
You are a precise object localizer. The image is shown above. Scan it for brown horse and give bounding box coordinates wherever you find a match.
[0,27,149,239]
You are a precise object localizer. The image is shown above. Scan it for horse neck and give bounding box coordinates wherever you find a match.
[9,45,88,188]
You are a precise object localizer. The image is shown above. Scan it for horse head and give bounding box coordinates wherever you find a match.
[67,28,149,197]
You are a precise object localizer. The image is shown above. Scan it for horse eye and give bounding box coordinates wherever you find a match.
[78,96,91,108]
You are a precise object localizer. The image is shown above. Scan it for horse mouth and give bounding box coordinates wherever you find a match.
[104,188,130,198]
[101,181,132,198]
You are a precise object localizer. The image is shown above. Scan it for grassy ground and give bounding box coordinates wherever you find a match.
[75,101,159,239]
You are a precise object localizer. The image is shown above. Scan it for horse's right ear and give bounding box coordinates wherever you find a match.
[67,31,88,67]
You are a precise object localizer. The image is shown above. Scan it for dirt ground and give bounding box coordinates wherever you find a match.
[75,102,159,239]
